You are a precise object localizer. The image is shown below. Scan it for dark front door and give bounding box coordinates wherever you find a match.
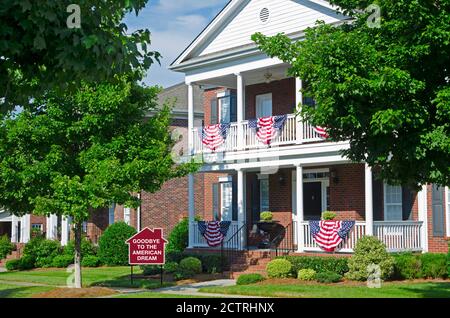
[304,182,322,220]
[432,185,445,237]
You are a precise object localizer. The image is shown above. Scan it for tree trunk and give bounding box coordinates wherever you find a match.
[74,221,83,288]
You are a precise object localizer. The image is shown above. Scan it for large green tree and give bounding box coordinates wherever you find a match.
[0,0,158,114]
[0,79,196,287]
[253,0,450,188]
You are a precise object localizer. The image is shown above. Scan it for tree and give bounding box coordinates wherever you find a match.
[252,0,450,188]
[0,78,197,288]
[0,0,159,114]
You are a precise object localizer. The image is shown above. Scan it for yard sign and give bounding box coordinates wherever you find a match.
[126,228,168,265]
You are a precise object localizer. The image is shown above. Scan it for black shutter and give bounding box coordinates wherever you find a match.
[251,176,261,223]
[230,95,237,123]
[372,178,383,221]
[212,183,219,221]
[232,177,238,222]
[210,99,218,125]
[432,185,445,237]
[402,186,415,221]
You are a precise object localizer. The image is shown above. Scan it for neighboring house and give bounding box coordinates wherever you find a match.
[2,83,205,246]
[169,0,449,254]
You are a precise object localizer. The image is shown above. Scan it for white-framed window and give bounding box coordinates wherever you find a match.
[124,208,131,225]
[384,184,403,221]
[446,187,450,237]
[108,204,115,225]
[256,93,273,118]
[259,177,270,212]
[31,224,43,232]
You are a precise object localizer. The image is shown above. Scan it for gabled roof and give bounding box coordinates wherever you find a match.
[170,0,345,71]
[126,227,168,243]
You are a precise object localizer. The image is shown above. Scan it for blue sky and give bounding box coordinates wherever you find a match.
[124,0,230,88]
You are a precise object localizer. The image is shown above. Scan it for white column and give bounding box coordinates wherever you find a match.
[295,78,304,144]
[418,185,428,252]
[236,73,245,149]
[21,214,31,243]
[188,174,195,249]
[365,164,374,236]
[11,215,19,243]
[237,169,246,249]
[46,214,58,240]
[187,83,195,156]
[61,216,70,246]
[296,165,304,253]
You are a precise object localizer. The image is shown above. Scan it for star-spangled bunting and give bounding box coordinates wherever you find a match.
[314,126,329,139]
[248,115,287,145]
[200,123,231,152]
[310,220,355,252]
[197,221,232,247]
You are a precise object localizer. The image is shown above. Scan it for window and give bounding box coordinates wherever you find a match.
[221,182,233,221]
[108,204,115,225]
[256,93,272,118]
[31,224,43,232]
[124,208,131,226]
[384,184,403,221]
[260,178,270,212]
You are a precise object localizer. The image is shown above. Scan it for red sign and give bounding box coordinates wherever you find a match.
[126,228,168,265]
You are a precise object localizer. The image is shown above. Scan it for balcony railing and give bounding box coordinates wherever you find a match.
[192,221,240,249]
[374,221,423,252]
[192,114,324,154]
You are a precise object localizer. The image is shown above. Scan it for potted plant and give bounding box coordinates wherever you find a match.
[321,211,337,221]
[256,212,284,248]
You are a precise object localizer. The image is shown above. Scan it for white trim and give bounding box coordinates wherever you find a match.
[446,186,450,237]
[188,174,195,248]
[365,164,374,236]
[219,176,233,183]
[418,185,428,252]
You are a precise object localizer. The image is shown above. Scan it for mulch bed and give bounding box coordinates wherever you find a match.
[257,278,449,287]
[32,287,118,298]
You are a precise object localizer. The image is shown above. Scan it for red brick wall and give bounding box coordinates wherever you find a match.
[30,215,46,236]
[426,185,449,253]
[203,173,228,221]
[204,88,226,126]
[245,78,296,119]
[269,169,293,227]
[86,208,109,244]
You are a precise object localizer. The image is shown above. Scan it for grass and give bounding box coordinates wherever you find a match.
[199,280,450,298]
[0,267,173,289]
[114,292,207,298]
[0,284,56,298]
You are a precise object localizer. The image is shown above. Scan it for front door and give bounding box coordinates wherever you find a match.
[304,182,322,220]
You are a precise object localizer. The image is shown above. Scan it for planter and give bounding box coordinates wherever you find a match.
[256,222,286,249]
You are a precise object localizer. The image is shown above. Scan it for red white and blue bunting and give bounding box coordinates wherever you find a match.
[314,126,329,139]
[248,115,287,145]
[200,123,231,152]
[197,221,232,247]
[309,220,355,252]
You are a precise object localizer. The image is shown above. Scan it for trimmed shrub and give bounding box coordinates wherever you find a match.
[237,273,265,285]
[420,253,447,279]
[282,256,349,276]
[393,253,422,280]
[315,271,342,283]
[81,255,101,268]
[18,255,35,270]
[297,269,317,281]
[164,262,179,274]
[98,222,136,266]
[23,238,61,268]
[5,259,21,271]
[63,237,97,259]
[52,255,74,268]
[266,259,292,278]
[346,236,395,281]
[260,212,273,222]
[201,254,223,274]
[0,235,14,259]
[179,257,202,277]
[166,217,201,253]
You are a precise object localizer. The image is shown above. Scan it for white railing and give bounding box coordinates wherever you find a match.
[192,221,240,249]
[191,114,325,155]
[374,221,423,252]
[302,221,367,253]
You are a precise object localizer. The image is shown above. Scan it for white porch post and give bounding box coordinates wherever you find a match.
[237,169,246,249]
[46,214,58,240]
[187,83,195,156]
[188,174,195,249]
[61,216,70,246]
[365,164,374,236]
[236,73,245,150]
[295,78,303,144]
[21,214,31,243]
[11,215,19,243]
[296,165,304,253]
[418,185,428,252]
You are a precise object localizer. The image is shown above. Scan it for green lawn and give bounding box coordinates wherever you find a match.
[114,292,206,298]
[0,284,55,298]
[199,281,450,298]
[0,267,173,289]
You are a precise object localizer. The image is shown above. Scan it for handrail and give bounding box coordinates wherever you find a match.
[269,222,296,258]
[221,223,246,273]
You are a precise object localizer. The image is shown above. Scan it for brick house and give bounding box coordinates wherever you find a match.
[168,0,449,254]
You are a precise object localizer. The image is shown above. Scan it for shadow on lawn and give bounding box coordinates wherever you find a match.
[0,286,41,298]
[90,274,173,289]
[397,282,450,298]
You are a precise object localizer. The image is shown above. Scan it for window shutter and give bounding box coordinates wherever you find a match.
[230,95,237,122]
[212,183,219,221]
[372,178,383,221]
[432,185,445,237]
[402,186,415,221]
[232,177,238,222]
[210,99,218,125]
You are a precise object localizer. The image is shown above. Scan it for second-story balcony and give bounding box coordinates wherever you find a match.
[191,113,326,155]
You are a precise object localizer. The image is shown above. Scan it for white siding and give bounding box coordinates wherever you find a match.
[199,0,344,56]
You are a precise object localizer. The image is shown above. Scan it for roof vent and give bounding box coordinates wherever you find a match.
[259,7,270,23]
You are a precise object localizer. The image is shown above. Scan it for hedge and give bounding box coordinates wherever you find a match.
[237,273,265,285]
[282,256,349,276]
[98,222,136,266]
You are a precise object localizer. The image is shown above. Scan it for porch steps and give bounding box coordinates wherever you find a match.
[0,243,24,267]
[225,250,273,279]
